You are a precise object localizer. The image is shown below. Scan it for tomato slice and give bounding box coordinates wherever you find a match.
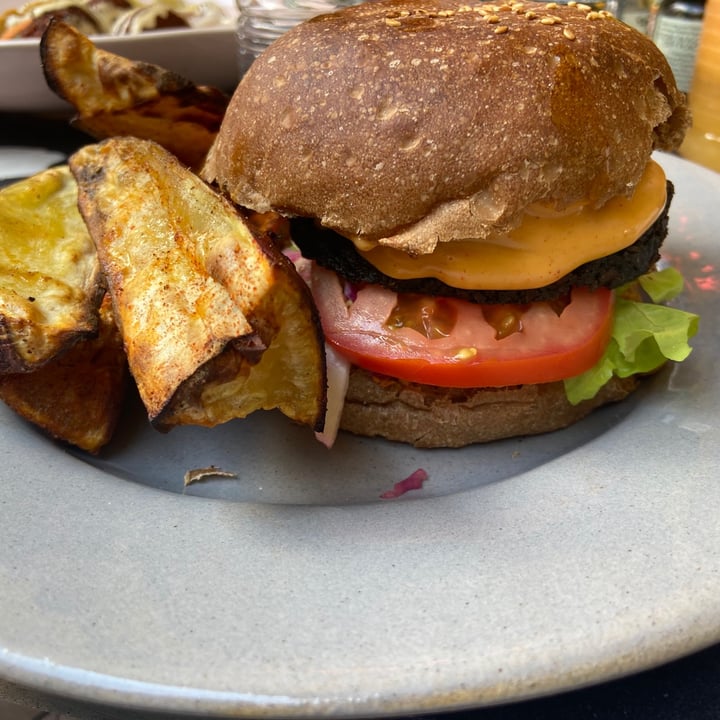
[310,264,614,388]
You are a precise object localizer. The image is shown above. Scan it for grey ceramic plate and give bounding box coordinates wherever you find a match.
[1,152,719,718]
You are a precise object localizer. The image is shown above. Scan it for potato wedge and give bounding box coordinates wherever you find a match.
[70,137,326,432]
[0,166,104,373]
[0,296,128,454]
[40,20,229,170]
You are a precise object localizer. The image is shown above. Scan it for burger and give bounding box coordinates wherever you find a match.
[201,0,698,448]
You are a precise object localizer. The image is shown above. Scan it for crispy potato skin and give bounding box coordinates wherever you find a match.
[0,166,104,373]
[0,296,128,454]
[41,20,229,170]
[70,137,327,432]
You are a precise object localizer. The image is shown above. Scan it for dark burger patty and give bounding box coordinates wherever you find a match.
[291,181,673,305]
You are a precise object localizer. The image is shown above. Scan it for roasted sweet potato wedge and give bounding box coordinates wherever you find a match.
[0,296,128,453]
[0,166,104,373]
[40,20,229,170]
[70,137,326,432]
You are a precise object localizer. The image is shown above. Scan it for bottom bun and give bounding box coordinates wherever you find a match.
[340,367,640,448]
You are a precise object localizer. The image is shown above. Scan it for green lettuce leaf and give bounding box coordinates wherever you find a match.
[564,268,699,405]
[637,265,687,303]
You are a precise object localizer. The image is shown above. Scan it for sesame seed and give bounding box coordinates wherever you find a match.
[540,16,557,23]
[494,24,509,32]
[485,13,500,22]
[454,347,478,360]
[385,17,402,26]
[563,26,576,38]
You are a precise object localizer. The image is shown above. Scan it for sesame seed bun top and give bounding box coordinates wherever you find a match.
[202,0,689,255]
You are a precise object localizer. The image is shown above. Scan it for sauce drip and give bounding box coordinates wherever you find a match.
[387,295,458,339]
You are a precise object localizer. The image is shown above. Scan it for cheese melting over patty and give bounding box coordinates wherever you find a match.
[357,160,667,291]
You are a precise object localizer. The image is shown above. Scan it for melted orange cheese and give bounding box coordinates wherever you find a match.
[359,160,667,291]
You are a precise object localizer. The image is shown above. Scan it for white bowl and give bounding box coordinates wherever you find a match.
[0,3,240,113]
